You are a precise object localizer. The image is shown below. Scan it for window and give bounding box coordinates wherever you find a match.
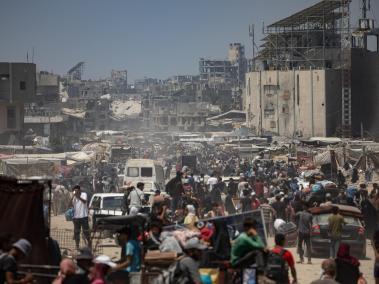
[0,74,9,81]
[102,196,123,210]
[7,107,16,129]
[314,214,360,226]
[141,167,153,177]
[90,197,101,209]
[127,167,139,177]
[20,81,26,90]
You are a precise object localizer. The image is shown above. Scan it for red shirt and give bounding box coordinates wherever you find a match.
[255,181,264,197]
[251,199,261,210]
[271,245,295,283]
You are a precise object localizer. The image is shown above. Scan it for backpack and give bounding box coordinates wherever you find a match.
[266,249,289,283]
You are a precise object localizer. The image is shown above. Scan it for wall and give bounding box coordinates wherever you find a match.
[246,69,341,138]
[351,49,379,137]
[0,63,36,103]
[0,102,24,144]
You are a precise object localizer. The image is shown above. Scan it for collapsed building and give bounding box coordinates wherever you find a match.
[141,90,211,132]
[245,0,379,138]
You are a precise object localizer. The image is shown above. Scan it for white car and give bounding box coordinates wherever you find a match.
[88,193,124,227]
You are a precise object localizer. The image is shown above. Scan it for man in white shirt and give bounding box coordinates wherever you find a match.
[128,183,145,215]
[71,185,90,249]
[207,174,218,192]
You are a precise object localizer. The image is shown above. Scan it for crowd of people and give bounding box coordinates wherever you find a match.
[2,147,379,284]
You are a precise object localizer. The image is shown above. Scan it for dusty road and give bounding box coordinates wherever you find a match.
[51,215,375,283]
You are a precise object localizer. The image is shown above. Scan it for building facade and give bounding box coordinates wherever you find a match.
[245,69,342,137]
[0,63,36,144]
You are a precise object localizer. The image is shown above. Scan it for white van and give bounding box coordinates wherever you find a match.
[123,159,165,191]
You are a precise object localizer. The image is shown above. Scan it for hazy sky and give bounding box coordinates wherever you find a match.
[1,0,377,81]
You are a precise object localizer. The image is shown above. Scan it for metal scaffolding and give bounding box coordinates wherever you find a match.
[258,0,351,71]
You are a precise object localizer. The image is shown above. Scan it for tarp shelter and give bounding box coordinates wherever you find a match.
[301,137,342,146]
[0,177,49,265]
[355,151,379,170]
[0,158,55,178]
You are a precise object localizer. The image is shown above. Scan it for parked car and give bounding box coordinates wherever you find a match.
[89,193,124,228]
[309,204,366,258]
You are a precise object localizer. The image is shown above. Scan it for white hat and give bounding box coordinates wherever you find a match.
[13,239,32,257]
[94,255,116,268]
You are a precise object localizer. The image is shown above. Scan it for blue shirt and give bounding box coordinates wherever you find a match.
[125,240,141,272]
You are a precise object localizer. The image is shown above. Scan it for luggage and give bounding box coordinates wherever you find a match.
[277,222,297,247]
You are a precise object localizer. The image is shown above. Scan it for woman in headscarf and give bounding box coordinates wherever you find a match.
[335,243,360,284]
[184,204,199,230]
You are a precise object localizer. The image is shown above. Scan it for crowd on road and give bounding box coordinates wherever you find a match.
[1,147,379,284]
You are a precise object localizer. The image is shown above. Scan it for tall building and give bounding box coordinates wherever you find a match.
[111,70,128,93]
[245,0,379,138]
[199,43,247,88]
[0,63,36,144]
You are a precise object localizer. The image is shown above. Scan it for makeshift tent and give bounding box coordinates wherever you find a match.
[0,158,56,178]
[355,151,379,170]
[0,177,49,265]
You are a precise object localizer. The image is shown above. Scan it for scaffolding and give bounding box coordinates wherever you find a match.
[259,0,351,70]
[67,61,85,81]
[257,0,352,136]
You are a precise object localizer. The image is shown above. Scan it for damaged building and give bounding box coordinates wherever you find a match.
[0,62,36,144]
[245,0,379,138]
[142,90,210,132]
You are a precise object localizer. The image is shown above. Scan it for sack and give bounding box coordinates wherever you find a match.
[65,207,74,221]
[265,249,289,283]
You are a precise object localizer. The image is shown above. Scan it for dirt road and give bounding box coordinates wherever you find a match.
[51,215,375,283]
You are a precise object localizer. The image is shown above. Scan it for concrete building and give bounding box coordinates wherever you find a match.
[142,91,210,132]
[36,71,60,103]
[245,0,379,138]
[0,63,36,144]
[111,70,127,93]
[199,43,247,88]
[246,69,341,137]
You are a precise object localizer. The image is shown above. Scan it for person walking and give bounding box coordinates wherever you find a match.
[310,259,339,284]
[259,198,276,237]
[270,233,298,284]
[166,171,183,212]
[335,243,360,284]
[327,206,346,259]
[71,185,91,249]
[295,203,313,264]
[128,183,145,214]
[337,170,346,187]
[272,194,287,220]
[351,168,359,184]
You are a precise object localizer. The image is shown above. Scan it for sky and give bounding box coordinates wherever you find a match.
[0,0,377,81]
